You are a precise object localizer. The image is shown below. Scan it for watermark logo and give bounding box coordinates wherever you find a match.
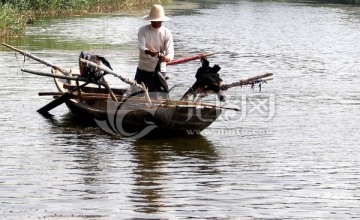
[186,128,273,136]
[219,93,275,122]
[94,91,165,138]
[247,93,275,121]
[94,91,276,138]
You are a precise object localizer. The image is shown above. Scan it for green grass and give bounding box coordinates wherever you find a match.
[0,0,172,38]
[0,3,27,38]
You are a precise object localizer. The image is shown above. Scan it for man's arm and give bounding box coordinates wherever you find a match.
[161,30,174,62]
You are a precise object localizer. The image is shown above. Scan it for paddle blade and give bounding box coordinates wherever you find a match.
[37,92,74,114]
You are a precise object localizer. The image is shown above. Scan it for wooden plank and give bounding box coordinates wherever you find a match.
[63,84,127,95]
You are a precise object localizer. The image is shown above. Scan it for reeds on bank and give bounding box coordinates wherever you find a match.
[0,0,172,38]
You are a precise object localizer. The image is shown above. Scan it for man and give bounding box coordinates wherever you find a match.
[135,4,174,95]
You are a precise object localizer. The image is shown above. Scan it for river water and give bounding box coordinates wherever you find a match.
[1,0,360,219]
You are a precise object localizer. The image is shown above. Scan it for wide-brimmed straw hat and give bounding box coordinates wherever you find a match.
[143,4,170,22]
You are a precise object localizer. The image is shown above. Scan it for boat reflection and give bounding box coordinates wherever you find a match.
[45,112,220,214]
[129,135,219,214]
[46,112,114,201]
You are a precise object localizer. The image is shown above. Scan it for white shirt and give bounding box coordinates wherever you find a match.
[137,24,174,72]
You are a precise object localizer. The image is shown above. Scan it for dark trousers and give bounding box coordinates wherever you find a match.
[135,68,157,92]
[134,68,159,98]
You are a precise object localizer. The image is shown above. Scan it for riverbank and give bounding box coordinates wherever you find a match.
[0,0,172,38]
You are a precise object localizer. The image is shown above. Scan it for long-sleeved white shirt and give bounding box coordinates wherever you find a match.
[137,24,174,72]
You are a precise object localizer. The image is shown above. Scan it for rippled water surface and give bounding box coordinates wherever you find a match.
[1,0,360,219]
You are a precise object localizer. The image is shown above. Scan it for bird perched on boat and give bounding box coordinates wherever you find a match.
[79,51,113,83]
[78,51,118,102]
[181,57,226,102]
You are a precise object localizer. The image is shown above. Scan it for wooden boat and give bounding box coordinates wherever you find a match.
[2,43,272,137]
[50,76,223,136]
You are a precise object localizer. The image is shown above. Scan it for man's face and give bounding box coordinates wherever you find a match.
[151,21,163,29]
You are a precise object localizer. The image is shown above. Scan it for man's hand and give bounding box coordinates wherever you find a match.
[145,49,170,62]
[159,55,170,63]
[145,49,158,57]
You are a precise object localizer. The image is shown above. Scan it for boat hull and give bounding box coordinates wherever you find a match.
[54,78,222,136]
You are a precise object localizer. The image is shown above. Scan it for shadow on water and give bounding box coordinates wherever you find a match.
[129,135,219,214]
[40,111,96,126]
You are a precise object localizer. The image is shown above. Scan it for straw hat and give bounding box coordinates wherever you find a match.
[143,4,170,22]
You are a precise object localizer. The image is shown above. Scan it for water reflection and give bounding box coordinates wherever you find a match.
[45,113,114,203]
[44,111,221,215]
[129,136,219,214]
[44,111,97,128]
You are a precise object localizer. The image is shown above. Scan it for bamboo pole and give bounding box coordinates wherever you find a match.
[167,52,215,66]
[21,69,90,82]
[98,79,119,102]
[39,92,123,100]
[2,43,72,76]
[37,68,111,113]
[22,68,119,102]
[79,58,137,88]
[79,58,152,104]
[38,91,240,111]
[222,73,273,89]
[39,92,113,97]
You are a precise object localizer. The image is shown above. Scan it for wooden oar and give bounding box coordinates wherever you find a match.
[167,52,215,66]
[37,91,75,114]
[2,43,72,75]
[37,82,91,114]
